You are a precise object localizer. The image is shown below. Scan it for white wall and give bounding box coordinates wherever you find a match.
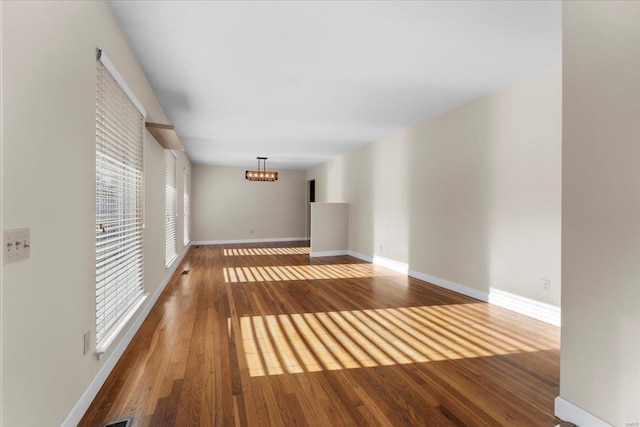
[559,1,640,425]
[310,203,349,256]
[307,67,562,308]
[1,2,191,426]
[192,165,306,242]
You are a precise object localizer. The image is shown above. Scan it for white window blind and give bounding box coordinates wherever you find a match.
[165,151,177,266]
[183,170,190,245]
[95,51,146,352]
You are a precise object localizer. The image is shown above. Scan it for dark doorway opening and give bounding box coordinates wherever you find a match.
[309,180,315,203]
[307,179,316,239]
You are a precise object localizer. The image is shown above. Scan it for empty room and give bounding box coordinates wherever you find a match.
[1,1,638,426]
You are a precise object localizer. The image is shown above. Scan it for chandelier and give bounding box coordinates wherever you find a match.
[245,157,278,182]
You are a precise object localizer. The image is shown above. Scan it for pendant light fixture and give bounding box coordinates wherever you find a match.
[245,157,278,182]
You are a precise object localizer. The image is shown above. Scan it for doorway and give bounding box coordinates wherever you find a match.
[306,179,315,240]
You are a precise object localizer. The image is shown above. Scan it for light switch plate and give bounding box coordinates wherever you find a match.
[3,228,30,264]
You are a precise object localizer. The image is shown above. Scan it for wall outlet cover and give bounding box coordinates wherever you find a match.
[541,279,551,292]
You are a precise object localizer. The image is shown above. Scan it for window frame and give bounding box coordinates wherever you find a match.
[183,168,190,245]
[165,150,178,266]
[95,49,147,358]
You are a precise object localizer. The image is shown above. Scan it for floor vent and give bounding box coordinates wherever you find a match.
[181,269,190,275]
[103,418,132,427]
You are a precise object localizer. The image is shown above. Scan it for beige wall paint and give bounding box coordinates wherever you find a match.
[307,67,561,306]
[310,203,349,255]
[2,2,191,426]
[192,165,306,242]
[560,1,640,425]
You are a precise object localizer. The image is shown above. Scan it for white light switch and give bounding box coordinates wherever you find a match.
[3,228,31,264]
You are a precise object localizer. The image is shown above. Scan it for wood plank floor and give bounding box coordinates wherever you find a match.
[79,241,561,427]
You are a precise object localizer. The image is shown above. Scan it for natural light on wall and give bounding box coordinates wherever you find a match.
[236,303,559,377]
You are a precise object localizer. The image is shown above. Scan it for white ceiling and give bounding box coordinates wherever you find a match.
[109,1,561,170]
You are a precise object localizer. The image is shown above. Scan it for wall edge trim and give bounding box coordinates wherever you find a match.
[554,396,612,427]
[61,244,192,427]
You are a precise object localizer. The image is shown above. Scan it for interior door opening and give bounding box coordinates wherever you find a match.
[306,179,315,240]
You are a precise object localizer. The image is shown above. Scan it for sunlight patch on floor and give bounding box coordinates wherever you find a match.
[224,263,396,283]
[224,247,310,256]
[236,303,559,377]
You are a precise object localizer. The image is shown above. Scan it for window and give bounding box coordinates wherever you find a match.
[165,151,177,266]
[184,169,190,245]
[95,50,146,354]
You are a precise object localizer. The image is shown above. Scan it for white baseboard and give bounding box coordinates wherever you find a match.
[555,396,612,427]
[349,251,560,327]
[192,237,307,245]
[348,251,409,274]
[310,250,348,257]
[61,244,192,427]
[408,269,489,303]
[372,255,409,274]
[348,251,485,301]
[347,250,373,263]
[351,251,411,275]
[489,288,561,327]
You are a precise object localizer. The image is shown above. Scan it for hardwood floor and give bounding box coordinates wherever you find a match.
[79,241,561,427]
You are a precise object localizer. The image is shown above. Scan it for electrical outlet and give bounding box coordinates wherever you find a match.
[84,330,91,355]
[541,279,551,293]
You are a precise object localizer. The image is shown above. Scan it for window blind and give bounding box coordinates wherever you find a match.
[184,170,190,245]
[165,151,177,265]
[95,53,145,349]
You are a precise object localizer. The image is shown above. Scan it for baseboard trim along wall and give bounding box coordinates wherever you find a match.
[310,250,348,257]
[372,255,409,274]
[347,250,373,264]
[489,287,561,327]
[61,244,192,427]
[407,269,490,303]
[346,251,560,326]
[349,251,485,301]
[554,396,612,427]
[347,251,409,274]
[192,237,307,245]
